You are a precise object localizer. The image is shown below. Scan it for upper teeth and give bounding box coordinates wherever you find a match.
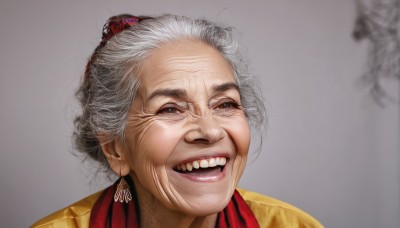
[175,157,227,171]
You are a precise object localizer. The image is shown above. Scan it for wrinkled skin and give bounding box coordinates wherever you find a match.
[102,39,250,227]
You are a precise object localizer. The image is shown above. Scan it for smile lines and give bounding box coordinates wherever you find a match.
[175,157,227,172]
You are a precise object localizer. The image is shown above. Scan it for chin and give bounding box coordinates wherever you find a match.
[172,180,237,216]
[178,192,233,216]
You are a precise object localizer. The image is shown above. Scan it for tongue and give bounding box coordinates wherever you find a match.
[184,167,221,176]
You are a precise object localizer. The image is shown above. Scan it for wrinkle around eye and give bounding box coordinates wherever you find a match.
[213,109,245,118]
[127,109,180,123]
[157,112,188,121]
[126,112,158,127]
[212,102,245,117]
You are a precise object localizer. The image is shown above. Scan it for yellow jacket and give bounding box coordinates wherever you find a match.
[32,189,323,228]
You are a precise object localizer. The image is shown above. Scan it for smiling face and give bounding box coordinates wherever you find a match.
[121,39,250,216]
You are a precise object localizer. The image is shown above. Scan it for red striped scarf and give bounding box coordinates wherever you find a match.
[90,177,259,227]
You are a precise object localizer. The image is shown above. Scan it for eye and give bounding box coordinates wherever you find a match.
[157,104,183,115]
[216,100,240,110]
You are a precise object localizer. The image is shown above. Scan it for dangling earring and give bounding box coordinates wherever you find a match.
[114,170,132,203]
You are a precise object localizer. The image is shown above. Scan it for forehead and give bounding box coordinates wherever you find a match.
[138,39,236,94]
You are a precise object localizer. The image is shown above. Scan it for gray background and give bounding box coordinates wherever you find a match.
[1,0,399,227]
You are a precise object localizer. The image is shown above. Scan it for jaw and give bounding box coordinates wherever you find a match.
[133,172,221,227]
[131,153,247,216]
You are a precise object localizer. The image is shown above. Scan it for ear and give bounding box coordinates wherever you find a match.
[99,138,131,177]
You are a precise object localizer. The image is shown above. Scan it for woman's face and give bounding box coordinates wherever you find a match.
[122,39,250,215]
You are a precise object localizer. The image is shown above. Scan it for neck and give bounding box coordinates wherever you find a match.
[131,174,218,228]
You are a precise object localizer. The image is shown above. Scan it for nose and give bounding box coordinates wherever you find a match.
[184,115,225,144]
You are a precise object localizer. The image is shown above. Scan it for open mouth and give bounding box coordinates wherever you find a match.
[173,157,227,175]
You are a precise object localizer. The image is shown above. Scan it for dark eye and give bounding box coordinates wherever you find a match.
[157,106,181,115]
[217,101,239,109]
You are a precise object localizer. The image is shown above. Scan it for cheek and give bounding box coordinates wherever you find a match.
[133,121,184,167]
[224,116,250,156]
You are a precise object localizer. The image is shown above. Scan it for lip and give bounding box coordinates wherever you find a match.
[171,154,230,182]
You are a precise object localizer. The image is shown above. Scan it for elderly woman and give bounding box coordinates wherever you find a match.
[32,14,322,227]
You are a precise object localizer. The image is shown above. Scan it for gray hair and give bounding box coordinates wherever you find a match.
[74,14,266,173]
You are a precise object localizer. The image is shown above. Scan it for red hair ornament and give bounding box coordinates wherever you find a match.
[84,15,140,81]
[101,16,140,43]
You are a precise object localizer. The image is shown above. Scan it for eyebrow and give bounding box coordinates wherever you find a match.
[147,88,188,101]
[147,82,240,101]
[212,82,240,93]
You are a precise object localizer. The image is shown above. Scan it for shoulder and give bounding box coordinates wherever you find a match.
[31,189,323,228]
[237,188,324,228]
[31,191,102,228]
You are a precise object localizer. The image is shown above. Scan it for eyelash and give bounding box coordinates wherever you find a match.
[156,99,240,115]
[216,101,240,110]
[157,104,183,115]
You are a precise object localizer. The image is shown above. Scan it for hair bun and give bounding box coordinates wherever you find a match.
[102,14,140,43]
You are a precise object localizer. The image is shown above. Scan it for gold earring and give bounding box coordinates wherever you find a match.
[114,170,132,203]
